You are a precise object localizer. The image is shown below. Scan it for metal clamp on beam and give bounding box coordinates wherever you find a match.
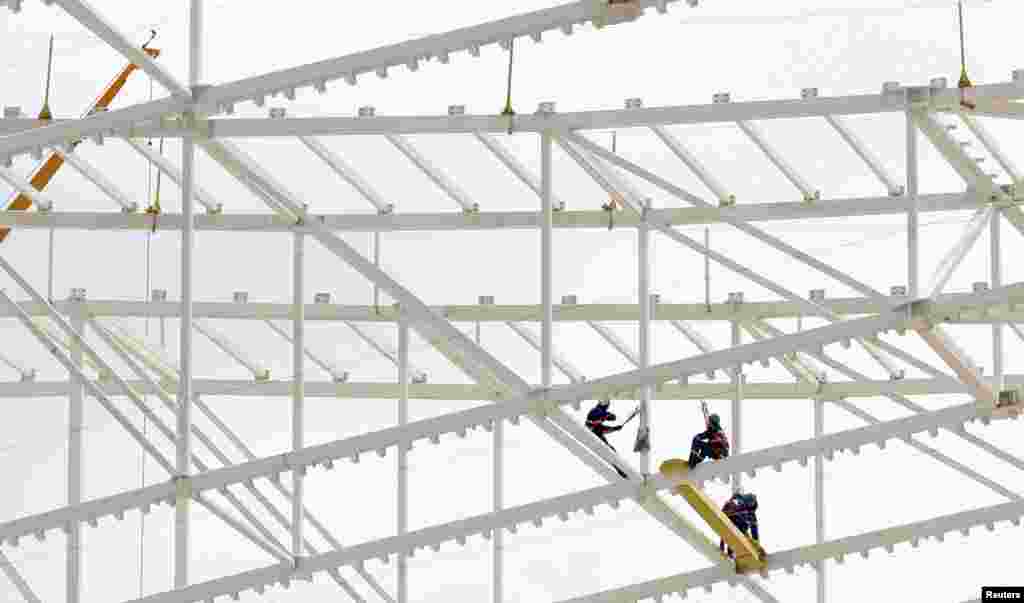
[173,475,192,502]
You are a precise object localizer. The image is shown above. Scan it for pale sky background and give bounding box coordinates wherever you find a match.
[3,1,1024,602]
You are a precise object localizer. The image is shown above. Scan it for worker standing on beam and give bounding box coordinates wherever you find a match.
[585,399,629,478]
[720,491,762,559]
[688,402,730,469]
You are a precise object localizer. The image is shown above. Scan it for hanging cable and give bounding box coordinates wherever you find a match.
[501,38,516,135]
[601,131,620,230]
[39,35,54,121]
[137,38,158,596]
[957,1,975,110]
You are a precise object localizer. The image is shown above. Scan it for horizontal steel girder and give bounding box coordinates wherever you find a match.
[0,309,951,549]
[1,374,1018,401]
[195,80,1024,137]
[560,500,1024,602]
[118,402,1017,603]
[0,192,976,233]
[1,285,1021,322]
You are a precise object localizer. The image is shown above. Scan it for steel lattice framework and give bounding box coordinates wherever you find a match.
[2,1,1024,603]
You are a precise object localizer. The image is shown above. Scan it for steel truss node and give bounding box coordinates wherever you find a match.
[2,1,1024,603]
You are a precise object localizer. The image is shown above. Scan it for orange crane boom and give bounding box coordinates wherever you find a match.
[0,47,160,244]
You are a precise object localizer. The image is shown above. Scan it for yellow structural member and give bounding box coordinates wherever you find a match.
[660,459,767,573]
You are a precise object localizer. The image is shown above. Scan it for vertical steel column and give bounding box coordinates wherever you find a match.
[703,228,710,311]
[47,229,55,302]
[814,397,826,603]
[176,0,202,588]
[541,132,553,391]
[67,308,84,603]
[638,208,651,473]
[486,318,504,603]
[397,319,409,603]
[291,231,305,561]
[373,231,381,309]
[992,213,1003,391]
[907,109,920,298]
[731,321,742,492]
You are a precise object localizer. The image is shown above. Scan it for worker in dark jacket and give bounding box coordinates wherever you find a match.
[720,492,761,558]
[585,399,628,478]
[688,413,730,469]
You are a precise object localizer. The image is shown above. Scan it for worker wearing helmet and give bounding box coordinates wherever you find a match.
[585,399,628,478]
[688,412,730,469]
[720,491,761,558]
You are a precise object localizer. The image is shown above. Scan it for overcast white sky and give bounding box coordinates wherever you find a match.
[3,1,1024,602]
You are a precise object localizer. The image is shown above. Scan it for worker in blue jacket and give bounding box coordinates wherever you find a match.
[689,413,731,469]
[585,399,628,478]
[720,491,761,558]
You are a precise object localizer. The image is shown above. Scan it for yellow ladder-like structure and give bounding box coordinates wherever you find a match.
[660,459,767,573]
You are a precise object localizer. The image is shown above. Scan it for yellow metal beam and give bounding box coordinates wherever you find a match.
[660,459,767,573]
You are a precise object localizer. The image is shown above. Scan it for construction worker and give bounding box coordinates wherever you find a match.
[720,491,761,559]
[585,399,629,478]
[688,412,730,469]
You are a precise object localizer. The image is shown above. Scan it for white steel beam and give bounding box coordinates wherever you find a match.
[397,320,409,603]
[834,398,1020,500]
[926,206,994,299]
[192,319,271,381]
[124,139,223,214]
[638,214,652,472]
[0,292,286,562]
[740,120,818,201]
[559,500,1024,603]
[0,166,53,211]
[265,320,349,383]
[908,107,920,297]
[916,324,995,405]
[0,96,186,162]
[9,374,1024,401]
[752,320,1024,476]
[298,136,394,214]
[345,322,427,383]
[291,231,305,562]
[587,321,639,366]
[825,115,903,196]
[176,6,200,579]
[124,412,1024,603]
[66,310,84,603]
[0,551,41,603]
[813,397,826,603]
[743,322,820,383]
[0,191,978,233]
[1,286,1021,323]
[763,322,1023,510]
[474,132,566,211]
[32,317,110,379]
[85,321,294,563]
[192,80,1024,138]
[6,80,1024,162]
[49,0,188,96]
[95,323,386,599]
[57,149,138,212]
[194,0,686,111]
[960,114,1023,185]
[651,125,734,205]
[0,309,923,546]
[564,132,889,303]
[506,321,585,383]
[670,320,719,378]
[912,110,1008,203]
[385,135,478,212]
